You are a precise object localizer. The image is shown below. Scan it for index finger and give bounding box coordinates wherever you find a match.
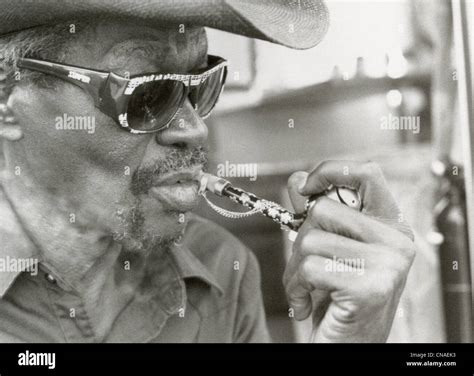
[299,160,402,221]
[300,160,386,195]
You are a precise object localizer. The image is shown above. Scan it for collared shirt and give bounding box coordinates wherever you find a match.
[0,187,270,342]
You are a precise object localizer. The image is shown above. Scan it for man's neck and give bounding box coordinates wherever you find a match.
[1,176,147,305]
[2,178,165,341]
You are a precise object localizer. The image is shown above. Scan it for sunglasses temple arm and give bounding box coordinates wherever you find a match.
[17,58,107,104]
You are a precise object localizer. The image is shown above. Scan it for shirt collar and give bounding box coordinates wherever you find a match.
[0,186,223,298]
[170,241,224,297]
[0,187,40,297]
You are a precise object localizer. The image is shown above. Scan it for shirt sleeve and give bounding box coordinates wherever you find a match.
[233,249,271,343]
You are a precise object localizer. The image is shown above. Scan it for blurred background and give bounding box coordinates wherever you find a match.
[196,0,474,342]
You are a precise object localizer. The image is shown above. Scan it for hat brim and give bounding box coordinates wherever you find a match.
[1,0,329,50]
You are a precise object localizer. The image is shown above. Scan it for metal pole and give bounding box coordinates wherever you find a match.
[451,0,474,341]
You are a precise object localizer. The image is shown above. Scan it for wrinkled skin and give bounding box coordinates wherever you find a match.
[0,21,209,308]
[285,161,416,342]
[0,20,416,342]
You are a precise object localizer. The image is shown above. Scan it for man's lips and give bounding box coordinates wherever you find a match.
[153,170,202,186]
[148,168,203,211]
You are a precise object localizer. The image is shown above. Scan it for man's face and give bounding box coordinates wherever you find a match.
[7,21,210,252]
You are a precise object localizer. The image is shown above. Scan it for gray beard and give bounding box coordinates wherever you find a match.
[110,145,207,253]
[111,196,182,254]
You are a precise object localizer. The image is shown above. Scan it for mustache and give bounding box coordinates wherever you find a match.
[130,146,208,195]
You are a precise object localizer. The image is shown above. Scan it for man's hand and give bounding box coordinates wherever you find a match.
[283,160,416,342]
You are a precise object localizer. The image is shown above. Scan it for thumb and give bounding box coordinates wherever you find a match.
[287,171,309,214]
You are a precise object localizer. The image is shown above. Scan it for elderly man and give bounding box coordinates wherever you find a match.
[0,0,415,343]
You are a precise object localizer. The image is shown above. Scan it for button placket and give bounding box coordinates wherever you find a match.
[39,268,97,342]
[45,273,57,284]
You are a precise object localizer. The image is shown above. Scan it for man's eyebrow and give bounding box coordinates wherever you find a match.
[104,40,208,74]
[192,55,209,71]
[105,40,161,65]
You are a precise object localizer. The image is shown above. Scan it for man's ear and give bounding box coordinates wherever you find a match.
[0,61,23,141]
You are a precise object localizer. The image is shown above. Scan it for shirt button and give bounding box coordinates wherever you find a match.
[45,273,57,284]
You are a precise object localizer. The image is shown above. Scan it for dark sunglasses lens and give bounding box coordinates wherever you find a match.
[127,80,184,131]
[196,70,225,117]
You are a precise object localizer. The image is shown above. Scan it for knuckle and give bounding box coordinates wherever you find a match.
[392,237,417,267]
[335,302,361,323]
[298,257,315,282]
[311,160,334,177]
[306,196,329,221]
[298,233,314,256]
[315,160,332,172]
[287,171,307,190]
[382,243,415,276]
[294,225,313,251]
[362,161,383,179]
[379,254,411,292]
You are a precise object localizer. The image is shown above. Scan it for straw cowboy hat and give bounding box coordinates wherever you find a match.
[0,0,329,49]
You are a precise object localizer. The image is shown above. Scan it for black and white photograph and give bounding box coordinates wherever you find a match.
[0,0,473,372]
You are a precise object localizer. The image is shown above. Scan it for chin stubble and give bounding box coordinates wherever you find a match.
[112,146,208,252]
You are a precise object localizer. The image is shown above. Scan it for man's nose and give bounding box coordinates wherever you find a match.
[154,99,208,148]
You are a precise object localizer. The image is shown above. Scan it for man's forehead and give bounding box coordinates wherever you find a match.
[69,22,208,75]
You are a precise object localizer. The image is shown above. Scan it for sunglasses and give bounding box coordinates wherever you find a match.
[17,55,228,134]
